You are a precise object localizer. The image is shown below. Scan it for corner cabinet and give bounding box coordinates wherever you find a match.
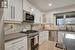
[5,37,28,50]
[3,0,23,23]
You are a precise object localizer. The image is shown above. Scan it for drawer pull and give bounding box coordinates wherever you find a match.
[17,46,24,50]
[11,39,24,44]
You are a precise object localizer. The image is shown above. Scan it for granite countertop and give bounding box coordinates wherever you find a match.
[4,30,39,42]
[4,29,75,42]
[38,29,75,32]
[5,33,27,42]
[49,30,75,32]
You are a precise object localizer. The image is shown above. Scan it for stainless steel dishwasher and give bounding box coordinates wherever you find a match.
[64,33,75,50]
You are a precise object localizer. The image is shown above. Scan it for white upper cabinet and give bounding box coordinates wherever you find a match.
[41,12,55,24]
[3,0,12,20]
[34,9,42,24]
[3,0,23,23]
[23,0,32,12]
[41,13,50,24]
[12,0,23,22]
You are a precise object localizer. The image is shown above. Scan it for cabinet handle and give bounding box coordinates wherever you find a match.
[17,46,24,50]
[11,39,24,44]
[11,6,15,19]
[11,6,12,19]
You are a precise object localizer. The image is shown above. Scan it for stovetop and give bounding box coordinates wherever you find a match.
[20,30,39,37]
[20,30,38,34]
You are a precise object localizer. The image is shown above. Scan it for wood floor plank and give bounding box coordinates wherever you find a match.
[38,41,63,50]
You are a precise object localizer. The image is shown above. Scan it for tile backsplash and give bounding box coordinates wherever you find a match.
[4,23,43,35]
[32,24,42,30]
[4,23,31,35]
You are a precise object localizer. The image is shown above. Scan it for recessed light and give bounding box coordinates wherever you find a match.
[49,3,52,6]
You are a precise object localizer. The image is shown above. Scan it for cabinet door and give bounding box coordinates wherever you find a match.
[34,9,42,24]
[12,41,25,50]
[43,31,49,41]
[5,37,27,50]
[5,44,14,50]
[34,16,40,24]
[3,0,12,20]
[39,32,45,45]
[3,0,23,22]
[12,0,23,22]
[39,31,49,45]
[5,46,12,50]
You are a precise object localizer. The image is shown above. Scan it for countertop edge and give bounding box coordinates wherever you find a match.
[5,33,27,42]
[38,30,75,32]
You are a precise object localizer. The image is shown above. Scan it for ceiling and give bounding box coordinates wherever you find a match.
[28,0,75,12]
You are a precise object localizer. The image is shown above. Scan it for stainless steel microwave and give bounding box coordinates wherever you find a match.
[23,11,34,23]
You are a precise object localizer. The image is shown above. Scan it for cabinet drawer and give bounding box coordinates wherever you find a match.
[5,37,26,46]
[12,44,25,50]
[5,44,25,50]
[5,37,27,50]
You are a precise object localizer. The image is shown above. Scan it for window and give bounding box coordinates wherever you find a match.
[54,11,75,25]
[66,14,75,18]
[56,15,64,25]
[65,14,75,24]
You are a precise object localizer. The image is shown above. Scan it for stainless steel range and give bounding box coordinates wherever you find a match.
[21,30,39,50]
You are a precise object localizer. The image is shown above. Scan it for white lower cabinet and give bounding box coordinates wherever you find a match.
[5,45,13,50]
[39,31,44,45]
[5,37,27,50]
[39,31,49,45]
[43,31,49,41]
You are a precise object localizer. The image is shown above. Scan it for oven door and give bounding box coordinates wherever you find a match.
[28,35,39,50]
